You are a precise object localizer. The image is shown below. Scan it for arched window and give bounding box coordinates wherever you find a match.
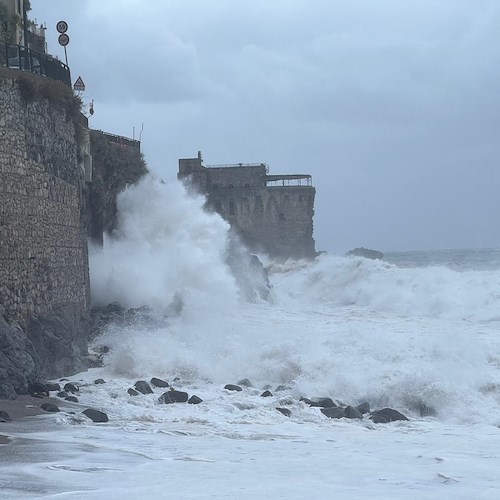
[244,183,251,189]
[228,184,234,189]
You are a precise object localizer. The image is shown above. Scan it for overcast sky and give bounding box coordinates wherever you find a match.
[31,0,500,253]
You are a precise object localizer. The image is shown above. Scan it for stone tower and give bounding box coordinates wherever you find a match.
[179,152,316,259]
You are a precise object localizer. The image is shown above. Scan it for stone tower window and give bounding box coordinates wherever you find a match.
[229,199,236,215]
[244,183,251,189]
[228,184,234,189]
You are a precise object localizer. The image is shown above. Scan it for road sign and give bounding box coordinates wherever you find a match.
[73,76,85,92]
[58,33,70,46]
[56,21,68,34]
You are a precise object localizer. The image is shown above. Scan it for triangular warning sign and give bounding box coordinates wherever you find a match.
[73,76,85,91]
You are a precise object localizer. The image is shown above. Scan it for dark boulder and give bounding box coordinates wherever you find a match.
[316,397,337,408]
[94,379,106,385]
[83,408,109,423]
[276,407,291,417]
[64,383,79,394]
[346,247,383,260]
[91,303,162,338]
[45,382,61,392]
[224,384,242,392]
[150,377,169,388]
[237,378,253,388]
[261,390,273,397]
[406,397,437,417]
[321,407,346,419]
[188,395,203,404]
[301,397,336,408]
[418,404,437,417]
[103,302,126,316]
[41,403,60,413]
[134,380,153,395]
[370,408,409,423]
[29,382,49,397]
[127,388,139,396]
[65,396,78,403]
[158,390,189,404]
[344,405,363,419]
[0,410,11,422]
[275,385,291,392]
[356,402,370,414]
[57,391,69,398]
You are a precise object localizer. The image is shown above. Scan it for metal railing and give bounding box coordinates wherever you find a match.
[94,130,141,150]
[0,41,71,86]
[207,162,269,173]
[266,178,313,187]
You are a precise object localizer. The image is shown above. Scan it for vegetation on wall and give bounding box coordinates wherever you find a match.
[0,0,31,42]
[0,4,20,43]
[87,130,148,238]
[0,68,82,116]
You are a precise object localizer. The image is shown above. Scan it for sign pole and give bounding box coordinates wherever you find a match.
[57,21,70,67]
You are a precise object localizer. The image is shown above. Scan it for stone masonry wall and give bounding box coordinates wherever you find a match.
[179,156,316,258]
[206,166,266,188]
[207,185,315,258]
[0,73,90,388]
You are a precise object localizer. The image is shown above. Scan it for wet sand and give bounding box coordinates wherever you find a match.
[0,394,67,446]
[0,395,59,421]
[0,433,11,444]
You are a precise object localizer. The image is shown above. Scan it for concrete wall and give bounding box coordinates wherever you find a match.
[0,73,90,381]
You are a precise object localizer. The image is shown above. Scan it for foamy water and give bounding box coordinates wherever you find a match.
[2,176,500,498]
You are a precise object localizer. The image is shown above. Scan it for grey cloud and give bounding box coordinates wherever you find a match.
[30,0,500,251]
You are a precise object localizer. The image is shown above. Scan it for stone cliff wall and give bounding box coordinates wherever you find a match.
[179,155,316,258]
[0,71,90,396]
[207,185,315,258]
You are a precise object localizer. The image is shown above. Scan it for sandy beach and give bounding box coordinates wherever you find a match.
[0,395,61,421]
[0,394,67,448]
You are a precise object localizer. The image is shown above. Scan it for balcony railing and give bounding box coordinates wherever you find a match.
[0,42,71,86]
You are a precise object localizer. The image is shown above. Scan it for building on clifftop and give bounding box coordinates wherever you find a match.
[178,152,316,259]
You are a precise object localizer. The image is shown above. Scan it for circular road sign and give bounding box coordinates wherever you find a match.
[56,21,68,34]
[58,33,70,47]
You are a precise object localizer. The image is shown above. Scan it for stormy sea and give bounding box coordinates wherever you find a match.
[2,176,500,499]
